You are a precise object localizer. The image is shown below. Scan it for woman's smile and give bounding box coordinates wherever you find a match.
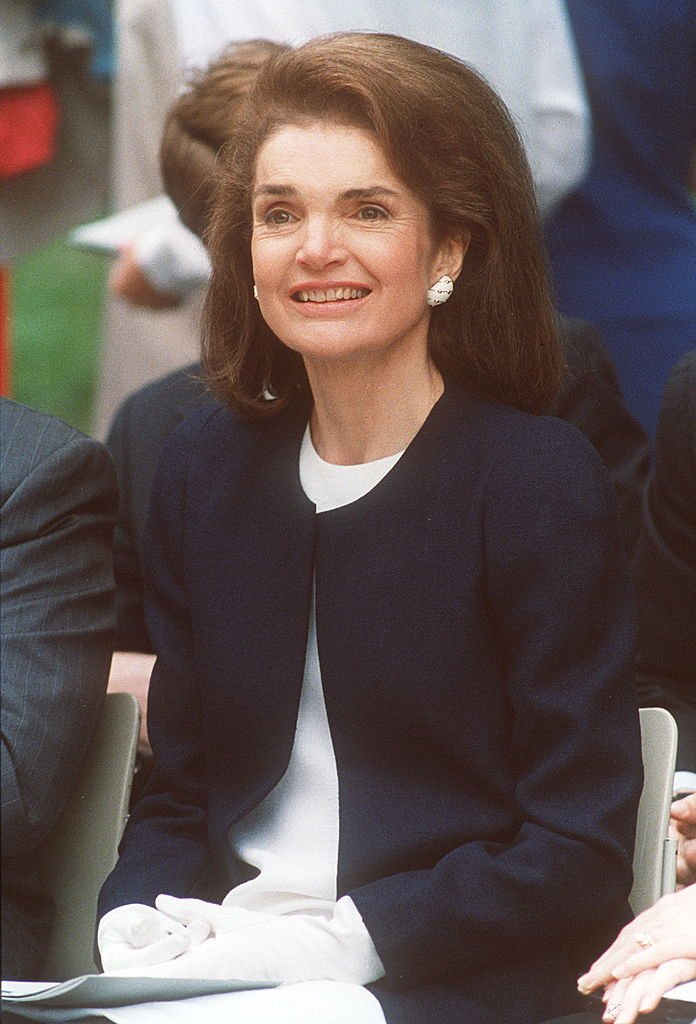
[291,285,371,304]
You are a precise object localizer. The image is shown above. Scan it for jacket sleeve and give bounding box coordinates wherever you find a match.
[349,422,642,988]
[98,419,213,917]
[1,430,117,854]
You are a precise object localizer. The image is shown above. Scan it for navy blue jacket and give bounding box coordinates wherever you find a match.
[99,383,642,1024]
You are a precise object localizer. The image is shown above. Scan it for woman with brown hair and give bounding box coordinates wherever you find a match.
[97,33,641,1024]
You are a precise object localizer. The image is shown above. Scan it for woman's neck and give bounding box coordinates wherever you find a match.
[305,350,443,465]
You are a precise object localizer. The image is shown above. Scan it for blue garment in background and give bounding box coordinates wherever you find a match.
[544,0,696,437]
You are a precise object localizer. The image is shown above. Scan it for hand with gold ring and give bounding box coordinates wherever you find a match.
[578,887,696,992]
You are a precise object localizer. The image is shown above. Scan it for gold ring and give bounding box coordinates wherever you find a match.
[634,931,655,949]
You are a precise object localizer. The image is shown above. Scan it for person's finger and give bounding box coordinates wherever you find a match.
[580,936,649,994]
[602,977,632,1021]
[612,970,657,1024]
[636,959,696,1015]
[612,937,696,978]
[670,794,696,825]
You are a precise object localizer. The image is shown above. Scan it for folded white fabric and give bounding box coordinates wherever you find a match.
[101,895,384,985]
[98,903,203,972]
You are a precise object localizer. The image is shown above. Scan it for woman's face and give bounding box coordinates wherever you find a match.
[250,122,463,372]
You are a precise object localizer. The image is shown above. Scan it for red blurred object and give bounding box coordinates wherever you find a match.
[0,82,59,179]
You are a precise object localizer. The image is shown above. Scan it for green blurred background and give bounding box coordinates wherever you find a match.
[11,233,107,435]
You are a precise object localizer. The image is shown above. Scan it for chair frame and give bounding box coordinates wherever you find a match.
[34,691,140,980]
[629,706,678,916]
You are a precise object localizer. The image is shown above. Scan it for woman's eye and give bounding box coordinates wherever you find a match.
[265,209,295,225]
[357,205,388,222]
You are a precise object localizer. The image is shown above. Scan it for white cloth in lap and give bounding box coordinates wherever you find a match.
[100,980,386,1024]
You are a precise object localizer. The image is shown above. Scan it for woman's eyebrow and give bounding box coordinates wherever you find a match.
[251,185,399,200]
[252,184,297,199]
[337,187,399,201]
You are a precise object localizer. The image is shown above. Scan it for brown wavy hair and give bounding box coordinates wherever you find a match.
[160,39,288,239]
[203,32,562,418]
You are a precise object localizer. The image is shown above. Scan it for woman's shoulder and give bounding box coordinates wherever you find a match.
[440,383,615,514]
[445,382,605,466]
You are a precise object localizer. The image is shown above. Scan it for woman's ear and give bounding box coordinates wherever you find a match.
[434,231,470,283]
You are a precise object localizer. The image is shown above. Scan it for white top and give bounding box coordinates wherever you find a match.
[136,0,589,293]
[225,427,403,923]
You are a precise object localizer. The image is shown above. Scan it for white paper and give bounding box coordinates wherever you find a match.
[665,978,696,1003]
[1,972,273,1010]
[69,196,178,255]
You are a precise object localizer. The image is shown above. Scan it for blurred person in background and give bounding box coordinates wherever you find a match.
[544,0,696,438]
[635,351,696,776]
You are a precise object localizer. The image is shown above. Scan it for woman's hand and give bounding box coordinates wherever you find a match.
[98,903,195,972]
[109,245,182,310]
[670,793,696,888]
[577,887,696,1023]
[600,959,696,1023]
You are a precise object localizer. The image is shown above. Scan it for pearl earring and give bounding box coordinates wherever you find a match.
[426,275,454,307]
[253,284,259,301]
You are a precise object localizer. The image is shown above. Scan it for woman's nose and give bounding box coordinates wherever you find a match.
[295,216,345,269]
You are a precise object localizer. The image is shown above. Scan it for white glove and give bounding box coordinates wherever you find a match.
[117,894,384,984]
[98,903,208,972]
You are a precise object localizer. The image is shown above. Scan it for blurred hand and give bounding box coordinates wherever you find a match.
[670,793,696,888]
[109,245,182,310]
[577,887,696,1023]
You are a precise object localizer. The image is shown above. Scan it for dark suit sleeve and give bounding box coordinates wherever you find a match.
[555,319,650,560]
[636,352,696,767]
[1,424,117,855]
[351,422,641,988]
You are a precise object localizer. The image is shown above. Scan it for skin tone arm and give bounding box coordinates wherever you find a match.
[107,650,156,752]
[109,244,183,310]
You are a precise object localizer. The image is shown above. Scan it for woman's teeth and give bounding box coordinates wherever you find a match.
[294,287,370,302]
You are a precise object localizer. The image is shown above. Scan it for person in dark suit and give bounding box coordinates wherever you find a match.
[635,351,696,772]
[1,398,117,979]
[544,0,696,438]
[96,35,641,1024]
